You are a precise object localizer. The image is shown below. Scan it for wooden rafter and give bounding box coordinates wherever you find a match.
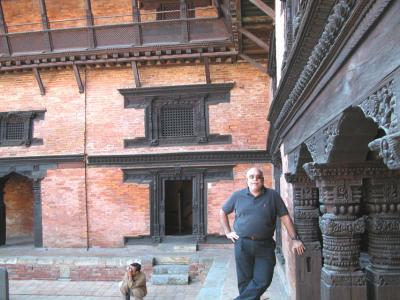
[38,0,52,51]
[239,28,269,51]
[73,65,84,93]
[33,68,45,95]
[239,53,267,73]
[204,56,211,84]
[249,0,275,21]
[131,61,141,87]
[0,1,10,55]
[84,0,96,48]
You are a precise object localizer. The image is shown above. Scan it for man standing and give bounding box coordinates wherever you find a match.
[219,167,305,300]
[120,262,147,300]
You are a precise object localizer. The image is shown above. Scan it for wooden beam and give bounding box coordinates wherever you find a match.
[84,0,96,48]
[249,0,275,21]
[131,0,142,45]
[38,0,52,51]
[33,68,45,95]
[180,0,189,43]
[131,61,141,87]
[204,57,211,84]
[73,65,84,93]
[239,28,269,51]
[239,53,267,73]
[0,1,10,55]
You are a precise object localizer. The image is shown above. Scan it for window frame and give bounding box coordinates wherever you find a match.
[0,111,44,147]
[120,83,234,147]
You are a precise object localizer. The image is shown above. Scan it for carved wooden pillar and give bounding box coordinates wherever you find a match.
[131,0,142,45]
[84,0,96,49]
[286,170,321,300]
[38,0,52,52]
[180,0,189,43]
[272,153,284,264]
[304,162,367,300]
[365,170,400,299]
[0,180,6,246]
[33,178,43,247]
[0,1,10,56]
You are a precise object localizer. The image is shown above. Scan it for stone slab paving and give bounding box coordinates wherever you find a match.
[3,243,289,300]
[9,280,202,300]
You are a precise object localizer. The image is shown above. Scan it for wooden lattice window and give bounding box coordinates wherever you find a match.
[0,111,42,147]
[160,106,194,137]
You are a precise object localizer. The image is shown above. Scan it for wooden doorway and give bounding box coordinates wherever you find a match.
[164,180,193,235]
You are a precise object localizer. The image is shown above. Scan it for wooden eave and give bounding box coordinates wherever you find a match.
[0,41,236,73]
[267,0,391,155]
[266,0,337,152]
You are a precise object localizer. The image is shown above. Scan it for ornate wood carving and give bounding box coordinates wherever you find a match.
[358,67,400,170]
[364,170,400,298]
[302,107,377,164]
[120,83,233,147]
[123,165,233,243]
[88,150,270,167]
[304,162,370,299]
[276,0,357,128]
[268,0,394,155]
[285,172,320,243]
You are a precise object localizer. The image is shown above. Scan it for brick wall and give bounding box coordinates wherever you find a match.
[86,168,150,247]
[85,63,270,155]
[41,165,88,247]
[3,174,34,239]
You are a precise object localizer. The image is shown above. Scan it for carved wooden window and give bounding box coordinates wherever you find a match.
[120,83,234,147]
[160,105,194,137]
[0,111,44,147]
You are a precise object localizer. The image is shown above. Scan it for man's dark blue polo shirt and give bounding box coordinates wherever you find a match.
[222,187,289,240]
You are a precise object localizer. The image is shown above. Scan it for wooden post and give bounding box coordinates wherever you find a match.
[0,1,10,56]
[38,0,52,52]
[131,0,142,45]
[180,0,189,43]
[84,0,96,49]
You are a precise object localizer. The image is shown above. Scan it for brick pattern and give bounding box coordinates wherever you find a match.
[41,167,88,247]
[3,174,34,239]
[86,168,150,247]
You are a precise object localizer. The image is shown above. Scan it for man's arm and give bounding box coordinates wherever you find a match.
[280,214,306,255]
[219,209,239,243]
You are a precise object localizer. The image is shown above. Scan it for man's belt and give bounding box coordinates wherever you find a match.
[243,236,270,241]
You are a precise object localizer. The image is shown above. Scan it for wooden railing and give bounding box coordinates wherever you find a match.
[0,17,230,57]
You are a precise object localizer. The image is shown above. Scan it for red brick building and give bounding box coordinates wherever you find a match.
[0,0,273,248]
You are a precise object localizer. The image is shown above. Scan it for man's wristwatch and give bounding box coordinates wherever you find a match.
[291,234,301,241]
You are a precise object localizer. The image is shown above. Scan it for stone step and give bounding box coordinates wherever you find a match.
[154,256,191,265]
[151,273,189,285]
[153,264,189,275]
[157,243,198,253]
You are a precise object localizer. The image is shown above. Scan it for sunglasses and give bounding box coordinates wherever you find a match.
[247,175,264,180]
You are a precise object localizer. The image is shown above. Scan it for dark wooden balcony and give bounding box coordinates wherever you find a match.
[0,18,230,58]
[0,1,236,73]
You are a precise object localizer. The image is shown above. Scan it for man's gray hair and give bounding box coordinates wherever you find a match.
[246,167,264,178]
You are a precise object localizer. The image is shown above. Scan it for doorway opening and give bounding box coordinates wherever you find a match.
[164,180,193,235]
[0,173,34,247]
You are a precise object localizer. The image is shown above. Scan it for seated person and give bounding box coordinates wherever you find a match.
[120,262,147,300]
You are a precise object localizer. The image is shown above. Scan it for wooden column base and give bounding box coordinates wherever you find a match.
[321,268,367,300]
[366,267,400,300]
